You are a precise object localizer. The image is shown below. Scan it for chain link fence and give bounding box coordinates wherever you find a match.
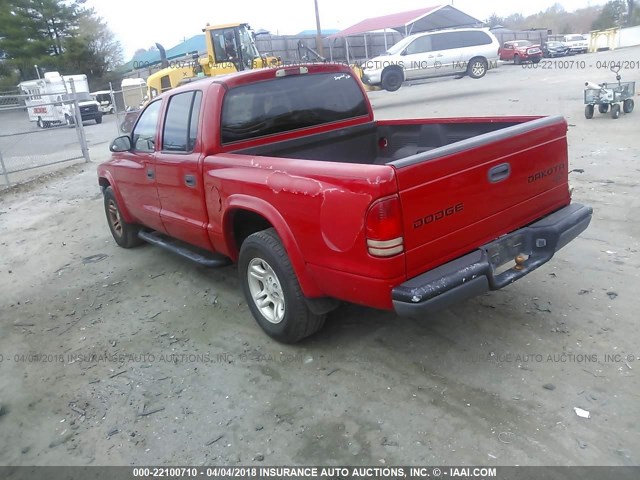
[0,80,92,188]
[98,81,146,137]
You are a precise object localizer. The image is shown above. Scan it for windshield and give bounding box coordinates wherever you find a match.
[210,25,259,70]
[385,36,414,55]
[565,35,584,41]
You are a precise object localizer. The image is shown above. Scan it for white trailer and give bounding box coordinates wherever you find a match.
[18,72,103,128]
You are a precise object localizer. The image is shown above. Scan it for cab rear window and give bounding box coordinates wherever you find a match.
[220,72,368,144]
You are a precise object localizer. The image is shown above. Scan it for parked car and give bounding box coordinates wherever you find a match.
[361,28,500,91]
[499,40,543,64]
[98,63,592,343]
[542,41,572,58]
[563,34,589,54]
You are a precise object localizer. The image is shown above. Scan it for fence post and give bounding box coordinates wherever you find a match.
[69,78,91,163]
[0,149,10,186]
[109,81,121,136]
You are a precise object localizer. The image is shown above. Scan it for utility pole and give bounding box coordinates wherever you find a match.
[314,0,325,58]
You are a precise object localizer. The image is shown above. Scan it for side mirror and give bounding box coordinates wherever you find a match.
[110,135,132,152]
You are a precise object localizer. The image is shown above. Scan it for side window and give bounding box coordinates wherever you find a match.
[431,33,449,51]
[162,91,202,152]
[132,100,162,152]
[405,36,432,55]
[160,75,171,93]
[459,31,493,48]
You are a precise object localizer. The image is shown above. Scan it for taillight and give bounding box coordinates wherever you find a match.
[365,196,404,257]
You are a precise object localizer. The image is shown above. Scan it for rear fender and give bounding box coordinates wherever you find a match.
[223,195,322,298]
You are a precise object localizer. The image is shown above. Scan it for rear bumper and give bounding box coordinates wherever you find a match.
[392,203,593,316]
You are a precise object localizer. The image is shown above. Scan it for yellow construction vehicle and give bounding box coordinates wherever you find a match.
[147,23,280,98]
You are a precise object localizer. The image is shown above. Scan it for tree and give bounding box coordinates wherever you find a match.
[486,13,505,28]
[0,0,122,85]
[627,0,638,25]
[63,12,123,78]
[592,0,627,30]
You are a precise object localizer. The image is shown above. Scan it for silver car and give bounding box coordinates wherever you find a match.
[362,28,500,92]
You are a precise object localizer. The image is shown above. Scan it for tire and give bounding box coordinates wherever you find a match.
[103,187,143,248]
[95,114,103,124]
[514,54,521,65]
[598,104,609,114]
[381,68,403,92]
[37,117,44,128]
[611,104,621,119]
[467,57,488,79]
[531,57,541,64]
[623,99,634,114]
[239,228,326,343]
[585,105,594,119]
[65,114,75,128]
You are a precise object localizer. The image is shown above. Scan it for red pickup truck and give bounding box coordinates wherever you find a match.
[499,40,543,64]
[98,63,592,343]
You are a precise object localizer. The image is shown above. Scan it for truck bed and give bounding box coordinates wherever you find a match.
[232,115,572,281]
[233,117,536,165]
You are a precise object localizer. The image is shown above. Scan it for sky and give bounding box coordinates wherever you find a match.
[85,0,604,59]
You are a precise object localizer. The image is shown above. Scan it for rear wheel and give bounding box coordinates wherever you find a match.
[598,104,609,114]
[239,228,326,343]
[65,114,75,128]
[611,104,621,119]
[103,187,143,248]
[381,68,403,92]
[623,99,634,113]
[467,57,488,79]
[585,105,594,119]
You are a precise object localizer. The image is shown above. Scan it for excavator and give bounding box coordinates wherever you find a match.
[146,23,280,98]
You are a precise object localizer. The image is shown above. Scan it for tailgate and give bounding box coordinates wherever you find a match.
[392,116,572,279]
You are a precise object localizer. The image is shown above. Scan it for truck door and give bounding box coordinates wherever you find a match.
[154,90,212,250]
[114,100,165,232]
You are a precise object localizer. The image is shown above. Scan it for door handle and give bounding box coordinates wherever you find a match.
[184,174,196,187]
[146,168,154,180]
[488,163,511,183]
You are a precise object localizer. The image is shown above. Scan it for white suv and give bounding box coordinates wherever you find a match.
[361,28,500,92]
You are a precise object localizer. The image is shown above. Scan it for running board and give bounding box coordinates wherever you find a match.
[138,230,231,268]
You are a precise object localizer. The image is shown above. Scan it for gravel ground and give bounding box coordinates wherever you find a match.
[0,47,639,467]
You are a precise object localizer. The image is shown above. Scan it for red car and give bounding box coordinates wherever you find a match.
[499,40,543,64]
[98,63,591,342]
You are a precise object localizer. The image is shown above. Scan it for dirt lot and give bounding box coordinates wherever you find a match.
[1,47,639,467]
